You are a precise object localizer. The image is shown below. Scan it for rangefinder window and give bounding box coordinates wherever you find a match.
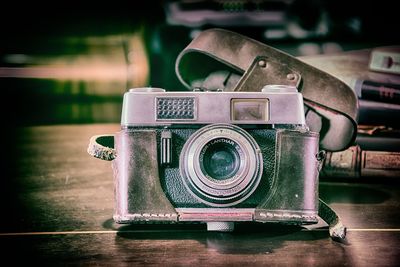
[231,99,269,122]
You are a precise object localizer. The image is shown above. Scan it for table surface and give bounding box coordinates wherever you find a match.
[0,124,399,266]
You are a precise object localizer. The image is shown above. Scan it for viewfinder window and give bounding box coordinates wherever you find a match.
[231,99,269,122]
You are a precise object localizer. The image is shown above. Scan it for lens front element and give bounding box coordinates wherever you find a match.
[201,138,241,181]
[180,124,263,207]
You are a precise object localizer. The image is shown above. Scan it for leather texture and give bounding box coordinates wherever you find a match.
[87,134,116,161]
[117,126,319,221]
[255,129,320,224]
[319,199,347,240]
[88,128,346,239]
[161,127,276,208]
[113,130,178,222]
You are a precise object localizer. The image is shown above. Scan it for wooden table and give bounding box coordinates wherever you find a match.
[0,124,399,266]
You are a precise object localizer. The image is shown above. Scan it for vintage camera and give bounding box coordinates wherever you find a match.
[109,85,321,231]
[88,28,354,238]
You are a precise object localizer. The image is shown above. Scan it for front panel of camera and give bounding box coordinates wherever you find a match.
[158,126,276,209]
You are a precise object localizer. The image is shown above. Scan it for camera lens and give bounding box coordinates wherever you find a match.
[200,138,240,181]
[180,123,263,207]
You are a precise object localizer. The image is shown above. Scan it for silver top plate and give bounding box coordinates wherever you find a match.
[121,88,305,126]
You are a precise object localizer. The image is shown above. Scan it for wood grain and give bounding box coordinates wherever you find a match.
[0,124,398,266]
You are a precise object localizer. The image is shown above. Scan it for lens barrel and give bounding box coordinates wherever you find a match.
[180,124,263,207]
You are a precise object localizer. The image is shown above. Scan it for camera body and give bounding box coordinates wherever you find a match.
[112,86,320,230]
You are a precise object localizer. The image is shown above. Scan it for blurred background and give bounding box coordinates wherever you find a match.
[0,0,398,127]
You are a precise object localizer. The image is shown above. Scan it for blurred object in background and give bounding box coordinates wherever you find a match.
[1,32,149,125]
[321,145,400,179]
[302,45,400,180]
[0,0,398,126]
[162,0,398,50]
[164,0,344,39]
[0,7,162,126]
[150,0,398,90]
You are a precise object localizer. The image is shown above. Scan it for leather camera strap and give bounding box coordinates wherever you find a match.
[87,134,116,161]
[318,199,347,240]
[175,28,358,152]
